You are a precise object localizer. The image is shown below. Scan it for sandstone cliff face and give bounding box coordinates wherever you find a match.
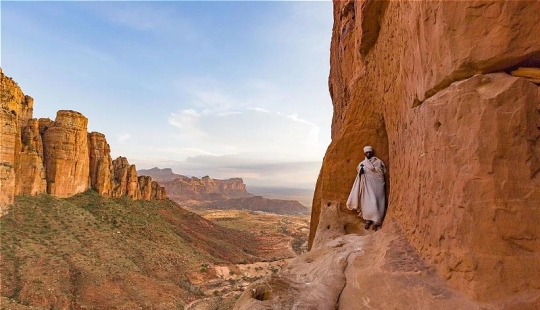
[310,0,540,306]
[1,69,43,210]
[16,119,47,196]
[0,70,166,206]
[42,110,90,197]
[160,176,250,201]
[88,132,112,196]
[140,168,252,202]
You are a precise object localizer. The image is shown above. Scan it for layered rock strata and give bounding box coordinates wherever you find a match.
[141,168,252,201]
[309,0,540,306]
[1,68,40,209]
[16,119,47,196]
[41,110,90,197]
[88,132,112,196]
[0,69,166,209]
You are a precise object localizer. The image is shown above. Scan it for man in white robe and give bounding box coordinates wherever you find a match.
[346,146,387,231]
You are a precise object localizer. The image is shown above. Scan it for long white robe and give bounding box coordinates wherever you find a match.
[346,156,386,224]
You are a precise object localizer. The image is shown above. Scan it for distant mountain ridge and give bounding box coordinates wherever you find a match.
[138,168,310,215]
[137,167,180,182]
[138,167,252,202]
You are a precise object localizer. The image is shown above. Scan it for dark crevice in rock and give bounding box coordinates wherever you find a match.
[413,52,540,108]
[358,0,389,57]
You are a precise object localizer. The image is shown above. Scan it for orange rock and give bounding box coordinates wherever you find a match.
[236,222,483,309]
[112,157,140,199]
[88,132,113,196]
[311,0,540,305]
[0,69,168,206]
[16,119,47,196]
[138,175,153,200]
[0,69,37,208]
[42,110,90,197]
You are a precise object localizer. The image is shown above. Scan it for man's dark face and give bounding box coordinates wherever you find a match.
[365,151,373,159]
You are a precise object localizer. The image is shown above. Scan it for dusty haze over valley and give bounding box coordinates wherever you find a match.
[2,1,540,309]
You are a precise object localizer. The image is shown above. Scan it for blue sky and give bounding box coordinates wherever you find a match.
[1,1,333,189]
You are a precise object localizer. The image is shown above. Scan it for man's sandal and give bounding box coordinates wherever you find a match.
[364,221,372,229]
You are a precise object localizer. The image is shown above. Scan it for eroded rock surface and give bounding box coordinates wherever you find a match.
[140,168,252,202]
[310,0,540,306]
[236,223,486,310]
[42,110,90,197]
[0,69,166,206]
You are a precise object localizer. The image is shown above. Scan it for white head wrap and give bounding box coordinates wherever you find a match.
[363,146,373,153]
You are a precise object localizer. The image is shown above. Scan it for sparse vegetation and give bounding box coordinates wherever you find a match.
[0,192,310,309]
[0,191,261,309]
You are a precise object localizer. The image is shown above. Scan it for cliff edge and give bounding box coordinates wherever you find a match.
[0,69,166,211]
[235,1,539,308]
[309,0,539,305]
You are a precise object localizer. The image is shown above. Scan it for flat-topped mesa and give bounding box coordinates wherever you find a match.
[159,175,251,202]
[0,69,167,206]
[200,175,248,193]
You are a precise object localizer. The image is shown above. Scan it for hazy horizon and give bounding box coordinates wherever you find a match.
[2,1,333,190]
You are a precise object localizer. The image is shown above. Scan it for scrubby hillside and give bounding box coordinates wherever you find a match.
[0,191,264,309]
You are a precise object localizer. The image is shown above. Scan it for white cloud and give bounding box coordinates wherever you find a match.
[248,107,271,113]
[118,133,131,143]
[167,106,326,161]
[162,153,323,189]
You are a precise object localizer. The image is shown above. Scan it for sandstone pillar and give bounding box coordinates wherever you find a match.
[42,110,90,197]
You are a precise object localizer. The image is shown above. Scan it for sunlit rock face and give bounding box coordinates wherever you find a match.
[112,156,138,199]
[42,110,90,197]
[0,69,166,207]
[1,69,44,210]
[111,157,166,201]
[310,0,540,305]
[88,132,113,197]
[155,174,252,202]
[17,119,47,196]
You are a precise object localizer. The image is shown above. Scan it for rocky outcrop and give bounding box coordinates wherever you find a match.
[161,175,250,201]
[0,69,166,207]
[16,119,47,196]
[140,168,251,202]
[42,110,90,197]
[88,132,112,196]
[236,221,483,310]
[141,168,305,214]
[1,68,42,210]
[137,167,178,182]
[309,0,540,306]
[112,157,138,199]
